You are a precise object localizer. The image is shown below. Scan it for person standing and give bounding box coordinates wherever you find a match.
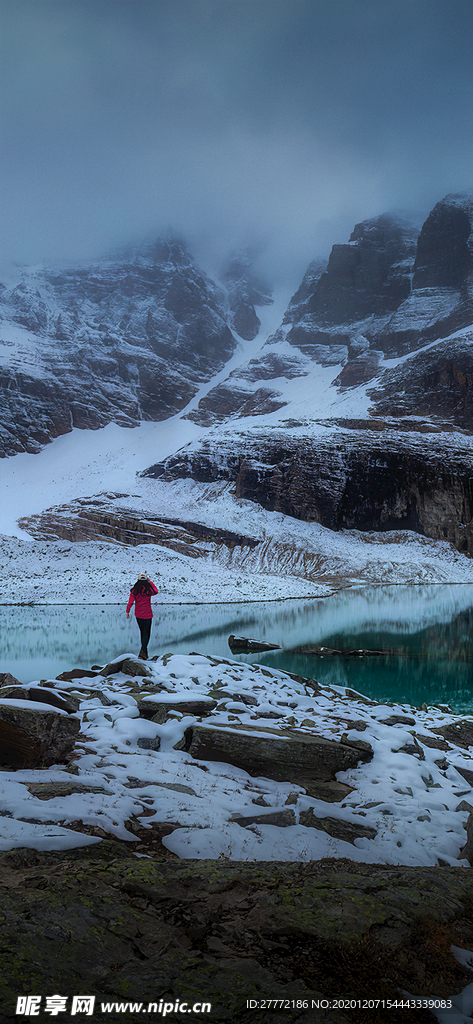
[126,572,159,660]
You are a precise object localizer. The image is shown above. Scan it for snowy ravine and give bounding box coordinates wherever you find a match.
[2,651,473,870]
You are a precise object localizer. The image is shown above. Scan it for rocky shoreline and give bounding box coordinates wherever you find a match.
[2,652,473,1020]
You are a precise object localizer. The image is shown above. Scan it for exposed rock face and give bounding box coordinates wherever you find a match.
[186,721,372,801]
[185,381,286,426]
[183,350,305,425]
[185,350,306,425]
[146,429,473,556]
[0,702,80,768]
[282,195,473,365]
[17,493,260,552]
[300,214,418,324]
[0,239,236,457]
[220,249,273,341]
[272,215,418,379]
[413,194,473,290]
[368,334,473,431]
[182,196,473,440]
[369,194,473,357]
[2,846,473,1022]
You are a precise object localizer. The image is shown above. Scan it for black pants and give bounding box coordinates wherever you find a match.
[136,617,152,652]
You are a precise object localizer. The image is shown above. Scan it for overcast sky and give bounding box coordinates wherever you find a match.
[0,0,472,283]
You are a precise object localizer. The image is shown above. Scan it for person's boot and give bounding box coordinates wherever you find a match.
[138,649,146,660]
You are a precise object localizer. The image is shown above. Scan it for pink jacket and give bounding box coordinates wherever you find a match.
[126,580,159,619]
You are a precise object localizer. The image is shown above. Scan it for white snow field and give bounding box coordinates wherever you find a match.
[1,651,473,871]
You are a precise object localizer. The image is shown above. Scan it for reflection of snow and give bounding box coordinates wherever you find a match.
[1,584,472,702]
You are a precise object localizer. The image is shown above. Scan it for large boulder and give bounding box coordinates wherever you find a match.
[0,686,78,714]
[228,635,281,653]
[186,722,372,801]
[102,657,151,678]
[137,696,217,723]
[0,672,22,687]
[0,703,80,768]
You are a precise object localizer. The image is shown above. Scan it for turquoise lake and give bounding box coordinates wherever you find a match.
[1,584,472,712]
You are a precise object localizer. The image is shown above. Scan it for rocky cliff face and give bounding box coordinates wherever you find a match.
[185,193,473,431]
[145,428,473,556]
[0,239,236,456]
[164,195,473,562]
[290,214,418,327]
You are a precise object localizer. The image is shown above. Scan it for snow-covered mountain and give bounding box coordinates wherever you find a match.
[150,193,473,560]
[0,191,472,600]
[0,239,270,458]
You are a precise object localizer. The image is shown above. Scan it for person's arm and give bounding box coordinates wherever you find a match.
[148,580,159,595]
[126,592,135,617]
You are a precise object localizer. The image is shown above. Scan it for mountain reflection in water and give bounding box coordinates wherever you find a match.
[1,585,472,713]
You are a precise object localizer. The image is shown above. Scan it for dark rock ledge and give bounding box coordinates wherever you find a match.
[147,429,473,556]
[1,845,472,1023]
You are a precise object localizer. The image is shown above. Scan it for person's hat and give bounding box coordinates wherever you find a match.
[137,572,148,580]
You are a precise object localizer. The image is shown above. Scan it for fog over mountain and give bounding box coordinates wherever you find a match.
[0,0,472,285]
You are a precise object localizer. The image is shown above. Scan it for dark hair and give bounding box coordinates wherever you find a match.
[132,579,154,597]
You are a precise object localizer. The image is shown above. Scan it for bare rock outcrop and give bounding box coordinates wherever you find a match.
[147,428,473,556]
[18,494,261,551]
[0,702,80,768]
[186,721,373,801]
[368,334,473,431]
[2,846,473,1021]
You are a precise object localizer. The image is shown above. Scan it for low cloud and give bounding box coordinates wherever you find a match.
[0,0,471,284]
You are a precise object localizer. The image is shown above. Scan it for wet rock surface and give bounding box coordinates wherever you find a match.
[1,845,472,1022]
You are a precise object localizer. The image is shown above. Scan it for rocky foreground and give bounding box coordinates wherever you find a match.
[2,653,473,1019]
[1,846,473,1023]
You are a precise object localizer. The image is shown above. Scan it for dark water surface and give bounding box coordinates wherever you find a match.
[1,584,473,712]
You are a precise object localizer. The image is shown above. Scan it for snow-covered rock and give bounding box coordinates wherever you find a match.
[1,651,473,868]
[0,239,236,456]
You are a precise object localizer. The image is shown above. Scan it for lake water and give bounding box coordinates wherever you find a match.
[1,584,473,713]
